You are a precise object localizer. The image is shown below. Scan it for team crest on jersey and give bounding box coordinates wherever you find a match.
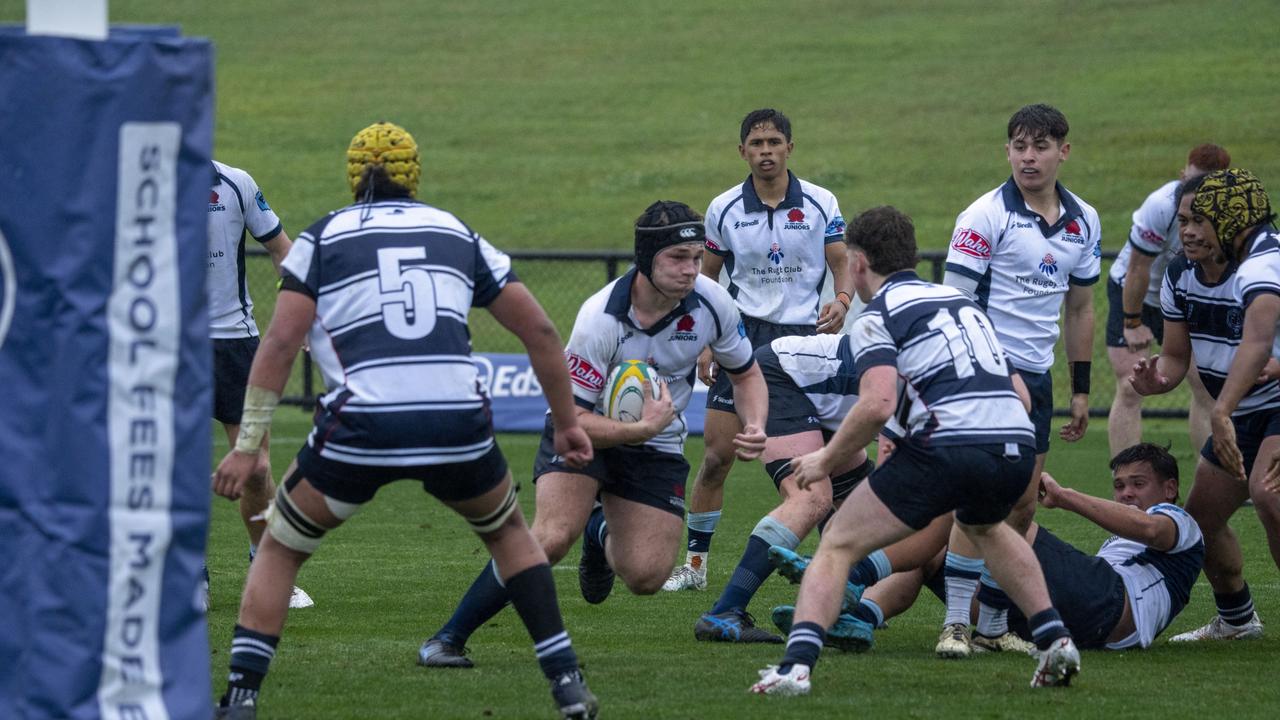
[0,227,14,351]
[1228,307,1244,335]
[1093,238,1102,258]
[255,190,271,212]
[768,242,785,265]
[208,189,225,212]
[950,228,991,260]
[783,208,810,231]
[1039,253,1058,276]
[670,313,698,341]
[565,352,605,392]
[1062,219,1086,245]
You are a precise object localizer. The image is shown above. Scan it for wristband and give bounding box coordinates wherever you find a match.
[835,291,852,310]
[1070,361,1091,395]
[234,386,280,453]
[1122,311,1142,319]
[1123,317,1143,329]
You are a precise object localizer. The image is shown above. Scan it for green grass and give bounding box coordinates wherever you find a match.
[208,413,1280,719]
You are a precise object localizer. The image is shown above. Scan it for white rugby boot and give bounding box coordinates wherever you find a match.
[1030,636,1080,687]
[1169,613,1263,642]
[749,664,811,696]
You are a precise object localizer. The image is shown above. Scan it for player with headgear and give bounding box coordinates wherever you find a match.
[419,200,769,666]
[210,121,599,719]
[1132,168,1280,642]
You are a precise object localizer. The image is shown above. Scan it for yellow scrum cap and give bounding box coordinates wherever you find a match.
[346,121,420,196]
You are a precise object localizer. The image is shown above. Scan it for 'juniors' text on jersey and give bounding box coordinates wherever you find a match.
[945,179,1102,372]
[1161,234,1280,416]
[704,171,843,326]
[280,199,514,466]
[851,271,1034,448]
[208,161,283,339]
[1099,504,1204,649]
[563,271,754,455]
[1108,180,1181,308]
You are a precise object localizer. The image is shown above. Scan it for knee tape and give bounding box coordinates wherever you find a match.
[265,485,327,554]
[764,459,794,491]
[751,515,800,550]
[466,482,519,535]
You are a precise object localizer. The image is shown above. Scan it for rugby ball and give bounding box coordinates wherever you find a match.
[603,360,661,423]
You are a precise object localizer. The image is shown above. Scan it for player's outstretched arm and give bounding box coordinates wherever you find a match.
[726,361,768,460]
[1037,472,1178,551]
[1210,294,1280,480]
[1129,321,1190,396]
[213,288,314,500]
[486,281,591,467]
[791,365,896,489]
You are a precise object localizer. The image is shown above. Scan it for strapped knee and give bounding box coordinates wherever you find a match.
[466,482,520,534]
[265,484,328,554]
[751,515,800,551]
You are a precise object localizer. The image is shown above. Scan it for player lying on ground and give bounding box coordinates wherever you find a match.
[420,200,767,669]
[776,443,1204,652]
[211,122,599,720]
[1132,169,1280,642]
[749,206,1079,697]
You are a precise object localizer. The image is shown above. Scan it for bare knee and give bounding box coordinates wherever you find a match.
[530,518,579,564]
[620,565,670,595]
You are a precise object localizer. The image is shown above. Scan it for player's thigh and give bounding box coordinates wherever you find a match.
[529,471,601,557]
[599,493,684,580]
[1247,434,1280,526]
[819,480,913,558]
[1185,458,1250,533]
[762,429,826,465]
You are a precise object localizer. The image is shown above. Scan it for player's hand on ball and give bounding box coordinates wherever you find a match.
[696,347,716,386]
[1128,355,1169,396]
[640,379,675,436]
[789,448,833,490]
[733,423,767,461]
[213,450,259,500]
[554,424,593,469]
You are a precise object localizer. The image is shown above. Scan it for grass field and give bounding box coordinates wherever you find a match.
[209,414,1280,719]
[5,0,1279,716]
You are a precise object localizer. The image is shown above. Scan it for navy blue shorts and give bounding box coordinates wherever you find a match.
[707,317,813,413]
[1105,278,1164,348]
[294,442,509,504]
[758,344,826,437]
[212,336,259,425]
[1200,406,1280,477]
[867,438,1035,529]
[532,418,690,518]
[1015,368,1053,454]
[1007,526,1126,649]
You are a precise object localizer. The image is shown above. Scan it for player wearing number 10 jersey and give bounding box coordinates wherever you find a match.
[750,207,1077,697]
[211,122,598,719]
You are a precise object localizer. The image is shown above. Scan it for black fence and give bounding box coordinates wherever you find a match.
[243,247,1192,419]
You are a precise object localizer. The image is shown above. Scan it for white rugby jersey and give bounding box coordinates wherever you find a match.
[1108,180,1182,308]
[704,172,844,326]
[1236,228,1280,360]
[564,271,754,455]
[945,179,1102,372]
[280,199,514,466]
[208,161,284,339]
[851,271,1035,448]
[1161,234,1280,415]
[1099,504,1204,649]
[769,333,859,433]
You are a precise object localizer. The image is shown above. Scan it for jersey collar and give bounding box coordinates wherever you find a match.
[1000,177,1084,238]
[605,268,699,336]
[741,171,804,213]
[871,269,922,299]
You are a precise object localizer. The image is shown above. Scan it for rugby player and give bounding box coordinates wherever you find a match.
[1132,169,1279,641]
[1104,145,1229,456]
[750,206,1079,696]
[205,160,312,610]
[420,201,768,665]
[938,104,1100,657]
[665,109,851,592]
[211,122,599,719]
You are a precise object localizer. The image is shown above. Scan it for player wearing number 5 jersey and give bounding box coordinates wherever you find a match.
[211,122,598,719]
[751,207,1077,697]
